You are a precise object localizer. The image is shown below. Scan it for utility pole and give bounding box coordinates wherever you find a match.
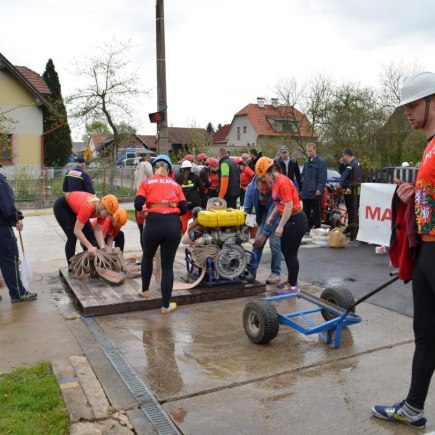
[156,0,169,155]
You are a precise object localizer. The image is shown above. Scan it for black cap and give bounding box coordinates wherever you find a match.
[77,157,85,164]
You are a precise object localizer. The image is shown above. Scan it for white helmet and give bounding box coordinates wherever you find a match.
[400,72,435,106]
[401,161,410,167]
[181,160,193,169]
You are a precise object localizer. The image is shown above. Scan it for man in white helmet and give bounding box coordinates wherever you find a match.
[372,72,435,429]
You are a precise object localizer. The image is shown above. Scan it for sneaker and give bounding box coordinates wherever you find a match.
[276,281,290,290]
[372,400,426,428]
[11,291,38,303]
[276,284,297,295]
[161,302,177,314]
[266,273,281,284]
[139,290,150,299]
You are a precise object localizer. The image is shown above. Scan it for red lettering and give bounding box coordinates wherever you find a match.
[366,206,380,220]
[381,208,392,221]
[365,206,392,221]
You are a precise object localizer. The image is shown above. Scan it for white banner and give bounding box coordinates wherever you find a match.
[357,183,396,246]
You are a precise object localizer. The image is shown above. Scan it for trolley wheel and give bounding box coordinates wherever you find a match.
[243,300,279,344]
[320,287,355,321]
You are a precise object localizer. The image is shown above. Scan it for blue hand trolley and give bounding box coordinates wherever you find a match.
[243,276,399,349]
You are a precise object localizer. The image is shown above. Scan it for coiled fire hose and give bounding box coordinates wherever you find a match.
[69,248,141,284]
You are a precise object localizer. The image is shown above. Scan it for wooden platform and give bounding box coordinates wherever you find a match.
[59,262,266,317]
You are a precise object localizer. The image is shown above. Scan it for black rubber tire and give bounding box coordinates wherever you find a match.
[320,287,355,321]
[243,300,279,344]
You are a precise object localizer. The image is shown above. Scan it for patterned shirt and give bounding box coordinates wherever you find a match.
[415,137,435,237]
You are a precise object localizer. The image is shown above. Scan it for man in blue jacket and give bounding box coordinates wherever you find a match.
[63,157,95,193]
[301,143,327,229]
[0,164,37,303]
[244,176,281,284]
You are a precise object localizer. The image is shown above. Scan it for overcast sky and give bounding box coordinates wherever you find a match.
[2,0,435,141]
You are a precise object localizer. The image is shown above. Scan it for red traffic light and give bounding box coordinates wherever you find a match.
[148,111,166,123]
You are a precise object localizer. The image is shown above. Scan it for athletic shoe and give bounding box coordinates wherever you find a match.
[372,400,426,428]
[138,289,149,299]
[276,284,297,295]
[11,291,38,303]
[161,302,177,314]
[276,281,290,290]
[266,273,281,284]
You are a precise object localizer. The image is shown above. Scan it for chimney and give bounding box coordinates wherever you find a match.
[257,97,265,109]
[271,98,279,108]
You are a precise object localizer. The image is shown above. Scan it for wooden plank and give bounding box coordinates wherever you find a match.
[61,267,265,317]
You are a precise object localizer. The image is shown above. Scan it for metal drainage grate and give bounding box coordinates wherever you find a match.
[82,316,181,435]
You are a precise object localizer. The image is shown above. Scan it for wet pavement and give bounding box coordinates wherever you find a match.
[1,207,433,434]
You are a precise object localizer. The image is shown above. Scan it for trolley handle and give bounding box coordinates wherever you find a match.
[345,275,400,315]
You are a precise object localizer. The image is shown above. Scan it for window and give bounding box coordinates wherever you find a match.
[278,121,299,133]
[243,126,247,133]
[237,127,240,140]
[0,134,12,162]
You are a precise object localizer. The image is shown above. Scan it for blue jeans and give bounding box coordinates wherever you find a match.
[248,214,281,275]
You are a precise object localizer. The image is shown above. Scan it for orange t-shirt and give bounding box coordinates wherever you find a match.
[91,217,120,238]
[415,137,435,236]
[67,192,105,225]
[136,174,185,214]
[272,174,301,213]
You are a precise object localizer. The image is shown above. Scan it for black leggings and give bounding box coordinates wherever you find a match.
[281,212,308,286]
[406,242,435,409]
[53,196,97,264]
[141,213,181,308]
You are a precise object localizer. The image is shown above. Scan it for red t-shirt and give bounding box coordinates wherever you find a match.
[415,137,435,237]
[91,217,121,238]
[67,192,105,225]
[240,165,255,189]
[136,174,186,214]
[272,174,301,213]
[209,171,219,190]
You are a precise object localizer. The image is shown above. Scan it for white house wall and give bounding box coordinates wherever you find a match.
[226,115,257,148]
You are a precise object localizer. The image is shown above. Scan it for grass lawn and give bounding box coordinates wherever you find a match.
[0,361,69,434]
[127,209,136,222]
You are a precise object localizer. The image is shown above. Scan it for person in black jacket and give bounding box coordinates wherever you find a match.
[276,145,302,192]
[301,143,327,229]
[338,148,360,234]
[175,160,204,233]
[63,157,95,194]
[217,147,240,208]
[248,149,263,172]
[0,164,37,303]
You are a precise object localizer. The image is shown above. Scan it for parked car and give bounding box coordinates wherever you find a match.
[120,157,140,167]
[327,169,341,183]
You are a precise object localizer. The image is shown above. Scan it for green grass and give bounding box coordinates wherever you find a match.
[127,209,136,222]
[0,361,69,435]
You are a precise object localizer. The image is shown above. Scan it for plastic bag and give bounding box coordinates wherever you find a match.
[329,228,345,248]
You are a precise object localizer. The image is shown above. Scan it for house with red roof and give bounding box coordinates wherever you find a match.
[217,98,317,158]
[0,52,54,168]
[85,127,212,160]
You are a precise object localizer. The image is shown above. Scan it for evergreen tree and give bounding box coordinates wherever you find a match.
[42,59,72,166]
[206,122,214,133]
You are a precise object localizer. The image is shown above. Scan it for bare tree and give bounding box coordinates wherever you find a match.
[67,39,145,161]
[379,61,420,115]
[275,77,309,155]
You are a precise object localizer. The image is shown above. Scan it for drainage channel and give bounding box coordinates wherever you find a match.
[82,316,181,435]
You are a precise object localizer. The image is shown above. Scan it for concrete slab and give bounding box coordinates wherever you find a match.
[0,275,83,372]
[163,343,435,434]
[95,289,414,402]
